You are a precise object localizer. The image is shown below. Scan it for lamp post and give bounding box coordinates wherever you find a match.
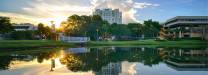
[96,29,99,41]
[51,21,57,41]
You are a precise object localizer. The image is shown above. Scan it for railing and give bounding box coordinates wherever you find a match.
[60,36,90,43]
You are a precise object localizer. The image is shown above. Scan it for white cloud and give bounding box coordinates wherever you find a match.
[90,0,159,23]
[0,12,39,24]
[22,0,93,18]
[0,0,159,24]
[134,2,159,9]
[120,61,137,75]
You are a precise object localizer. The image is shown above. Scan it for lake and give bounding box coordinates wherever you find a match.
[0,46,207,75]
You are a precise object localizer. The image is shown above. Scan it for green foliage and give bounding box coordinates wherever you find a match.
[62,15,111,40]
[0,17,13,34]
[10,31,36,40]
[110,23,131,37]
[143,19,162,37]
[62,15,162,40]
[127,23,143,37]
[37,23,52,39]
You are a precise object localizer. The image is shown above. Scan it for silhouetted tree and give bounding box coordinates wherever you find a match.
[0,17,13,34]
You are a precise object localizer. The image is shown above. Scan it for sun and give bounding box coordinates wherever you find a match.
[38,17,67,28]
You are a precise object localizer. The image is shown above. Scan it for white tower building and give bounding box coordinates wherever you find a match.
[93,8,122,24]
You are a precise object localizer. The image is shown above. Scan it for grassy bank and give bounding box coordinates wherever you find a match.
[87,39,208,46]
[0,39,207,49]
[0,40,75,49]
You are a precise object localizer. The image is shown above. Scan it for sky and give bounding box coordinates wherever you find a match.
[0,0,207,26]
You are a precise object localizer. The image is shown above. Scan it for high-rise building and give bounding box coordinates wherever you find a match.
[93,8,122,24]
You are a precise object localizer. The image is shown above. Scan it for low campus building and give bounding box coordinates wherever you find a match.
[13,23,37,31]
[164,16,208,40]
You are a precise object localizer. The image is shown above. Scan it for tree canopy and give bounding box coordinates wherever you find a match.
[60,15,162,40]
[0,17,13,34]
[37,23,52,39]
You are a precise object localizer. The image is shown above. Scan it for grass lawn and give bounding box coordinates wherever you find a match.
[87,39,208,47]
[0,39,207,48]
[0,40,75,49]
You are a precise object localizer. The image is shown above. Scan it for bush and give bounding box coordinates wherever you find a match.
[10,31,37,40]
[181,37,202,40]
[168,37,203,41]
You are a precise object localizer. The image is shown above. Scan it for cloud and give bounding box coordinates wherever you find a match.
[0,12,39,24]
[90,0,159,23]
[134,2,159,9]
[0,0,159,24]
[120,61,137,75]
[22,0,93,18]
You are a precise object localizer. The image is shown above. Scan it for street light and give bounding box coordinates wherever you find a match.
[96,29,99,41]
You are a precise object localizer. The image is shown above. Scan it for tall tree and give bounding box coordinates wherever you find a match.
[127,23,143,37]
[62,15,109,40]
[37,23,45,39]
[37,23,52,39]
[0,17,13,34]
[143,19,162,38]
[64,15,82,36]
[110,23,131,39]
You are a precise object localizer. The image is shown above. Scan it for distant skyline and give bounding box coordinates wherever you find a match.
[0,0,207,26]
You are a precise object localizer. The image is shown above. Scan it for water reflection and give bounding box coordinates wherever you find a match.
[95,62,121,75]
[0,47,207,75]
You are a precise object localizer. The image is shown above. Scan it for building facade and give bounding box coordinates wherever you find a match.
[93,8,122,24]
[13,23,37,31]
[164,16,208,40]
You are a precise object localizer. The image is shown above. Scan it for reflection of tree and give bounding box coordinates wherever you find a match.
[0,56,12,70]
[1,47,206,72]
[0,48,63,70]
[60,54,83,72]
[37,50,61,63]
[63,47,163,72]
[141,48,162,66]
[37,54,45,63]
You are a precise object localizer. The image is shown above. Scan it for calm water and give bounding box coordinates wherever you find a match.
[0,46,208,75]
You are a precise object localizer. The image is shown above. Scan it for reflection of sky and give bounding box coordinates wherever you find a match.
[1,59,208,75]
[120,61,137,75]
[121,61,208,75]
[0,58,94,75]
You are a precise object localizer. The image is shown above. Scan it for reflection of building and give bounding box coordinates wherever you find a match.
[165,49,208,71]
[95,62,122,75]
[10,54,34,61]
[164,16,208,40]
[93,8,122,24]
[13,23,37,31]
[65,47,90,54]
